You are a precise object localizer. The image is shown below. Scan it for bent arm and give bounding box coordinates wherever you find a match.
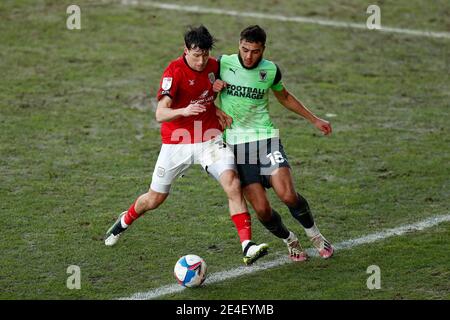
[155,96,183,123]
[273,87,332,135]
[155,96,206,123]
[272,88,318,123]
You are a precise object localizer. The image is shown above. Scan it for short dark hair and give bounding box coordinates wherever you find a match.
[240,25,266,46]
[184,25,216,51]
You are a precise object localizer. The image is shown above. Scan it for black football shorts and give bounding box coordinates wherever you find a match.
[231,138,291,189]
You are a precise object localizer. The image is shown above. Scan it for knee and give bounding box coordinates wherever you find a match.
[279,192,299,208]
[222,174,242,199]
[252,202,273,222]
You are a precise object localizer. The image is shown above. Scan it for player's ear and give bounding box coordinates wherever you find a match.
[183,46,189,55]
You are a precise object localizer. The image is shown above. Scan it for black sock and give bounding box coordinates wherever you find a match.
[288,193,315,229]
[111,221,126,236]
[258,209,290,239]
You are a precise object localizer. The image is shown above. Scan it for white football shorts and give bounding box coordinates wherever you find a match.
[150,135,236,193]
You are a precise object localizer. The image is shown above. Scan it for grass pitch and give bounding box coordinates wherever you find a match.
[0,0,449,299]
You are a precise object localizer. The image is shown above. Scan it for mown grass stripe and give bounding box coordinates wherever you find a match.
[115,1,450,39]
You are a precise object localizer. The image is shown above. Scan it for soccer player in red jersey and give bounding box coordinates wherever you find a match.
[104,26,268,265]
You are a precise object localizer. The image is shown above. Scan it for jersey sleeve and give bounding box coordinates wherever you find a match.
[157,65,179,101]
[271,64,284,92]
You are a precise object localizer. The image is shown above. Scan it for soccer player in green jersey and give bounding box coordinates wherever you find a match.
[214,25,334,261]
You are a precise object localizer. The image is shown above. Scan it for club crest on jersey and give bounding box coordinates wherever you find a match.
[259,70,267,81]
[208,72,215,84]
[162,77,172,90]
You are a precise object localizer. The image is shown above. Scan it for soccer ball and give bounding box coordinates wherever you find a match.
[174,254,207,288]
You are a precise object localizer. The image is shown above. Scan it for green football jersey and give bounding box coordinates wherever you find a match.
[218,54,284,144]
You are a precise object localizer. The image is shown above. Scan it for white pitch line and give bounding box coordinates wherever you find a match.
[118,214,450,300]
[117,0,450,40]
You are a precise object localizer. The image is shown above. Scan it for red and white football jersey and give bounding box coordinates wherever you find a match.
[156,55,221,144]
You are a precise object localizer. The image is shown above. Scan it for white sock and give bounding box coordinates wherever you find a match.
[242,240,251,251]
[283,231,297,243]
[120,216,129,229]
[305,224,320,238]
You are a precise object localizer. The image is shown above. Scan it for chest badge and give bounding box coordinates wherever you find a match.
[208,72,215,84]
[259,70,267,81]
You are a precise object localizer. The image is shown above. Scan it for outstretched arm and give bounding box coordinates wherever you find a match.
[272,88,332,135]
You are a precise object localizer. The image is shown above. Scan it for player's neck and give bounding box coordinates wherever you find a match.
[183,54,206,73]
[237,53,262,70]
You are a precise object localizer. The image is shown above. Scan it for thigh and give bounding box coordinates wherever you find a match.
[242,183,272,218]
[150,144,193,193]
[270,166,297,199]
[197,136,237,181]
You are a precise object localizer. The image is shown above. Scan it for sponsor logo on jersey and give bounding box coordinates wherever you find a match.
[162,77,172,90]
[190,95,214,105]
[225,84,266,99]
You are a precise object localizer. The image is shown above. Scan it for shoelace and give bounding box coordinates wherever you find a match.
[287,240,304,255]
[311,235,325,250]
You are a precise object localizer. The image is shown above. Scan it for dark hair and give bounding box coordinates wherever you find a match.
[240,25,266,46]
[184,25,216,50]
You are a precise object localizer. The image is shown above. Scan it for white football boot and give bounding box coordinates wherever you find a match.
[243,242,269,265]
[310,234,334,259]
[286,237,308,262]
[104,211,127,246]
